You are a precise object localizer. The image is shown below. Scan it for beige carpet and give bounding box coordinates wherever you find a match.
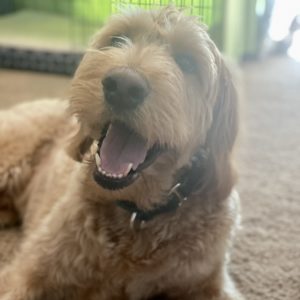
[0,58,299,299]
[231,57,300,300]
[0,69,70,108]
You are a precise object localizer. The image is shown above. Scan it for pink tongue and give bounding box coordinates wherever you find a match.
[99,122,148,175]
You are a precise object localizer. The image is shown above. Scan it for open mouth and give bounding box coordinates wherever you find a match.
[93,121,163,190]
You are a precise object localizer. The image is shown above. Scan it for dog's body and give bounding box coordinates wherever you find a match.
[0,7,242,300]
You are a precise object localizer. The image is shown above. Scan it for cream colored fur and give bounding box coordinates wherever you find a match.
[0,7,243,300]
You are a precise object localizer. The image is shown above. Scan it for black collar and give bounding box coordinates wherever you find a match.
[115,149,208,228]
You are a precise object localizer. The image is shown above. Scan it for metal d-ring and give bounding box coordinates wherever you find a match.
[168,183,187,203]
[129,212,147,230]
[130,212,137,229]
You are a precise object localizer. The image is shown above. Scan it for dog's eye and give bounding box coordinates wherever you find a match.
[174,55,197,73]
[110,35,128,48]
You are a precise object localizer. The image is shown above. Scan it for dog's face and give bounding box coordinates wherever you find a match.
[69,7,238,201]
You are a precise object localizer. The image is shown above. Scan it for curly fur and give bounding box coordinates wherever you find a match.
[0,7,243,300]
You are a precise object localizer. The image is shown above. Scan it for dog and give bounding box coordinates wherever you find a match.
[0,6,242,300]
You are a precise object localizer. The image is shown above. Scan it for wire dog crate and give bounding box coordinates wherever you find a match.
[0,0,225,75]
[112,0,215,24]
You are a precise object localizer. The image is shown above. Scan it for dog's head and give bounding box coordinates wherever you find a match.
[68,7,238,203]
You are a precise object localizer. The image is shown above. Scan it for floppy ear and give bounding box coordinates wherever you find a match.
[66,122,93,162]
[203,60,239,201]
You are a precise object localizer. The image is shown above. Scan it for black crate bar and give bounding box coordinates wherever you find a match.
[0,47,83,76]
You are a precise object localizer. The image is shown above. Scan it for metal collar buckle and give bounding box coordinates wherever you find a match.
[168,183,187,205]
[130,212,146,230]
[128,183,187,230]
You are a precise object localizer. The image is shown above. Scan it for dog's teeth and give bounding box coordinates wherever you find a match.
[91,141,99,154]
[96,160,131,178]
[125,163,133,175]
[95,153,101,168]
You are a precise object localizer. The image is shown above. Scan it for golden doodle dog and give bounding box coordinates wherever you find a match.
[0,6,243,300]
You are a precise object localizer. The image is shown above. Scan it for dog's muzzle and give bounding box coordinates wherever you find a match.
[93,122,163,190]
[102,67,150,112]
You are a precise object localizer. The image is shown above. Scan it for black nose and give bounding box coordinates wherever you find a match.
[102,68,149,111]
